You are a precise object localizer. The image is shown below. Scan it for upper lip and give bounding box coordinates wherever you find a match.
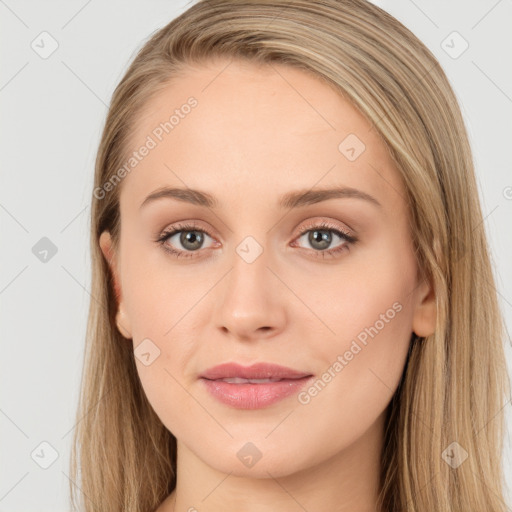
[200,362,312,380]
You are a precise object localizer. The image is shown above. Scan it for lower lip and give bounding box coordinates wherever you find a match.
[200,376,313,409]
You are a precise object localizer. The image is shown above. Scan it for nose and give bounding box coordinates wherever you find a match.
[213,244,287,342]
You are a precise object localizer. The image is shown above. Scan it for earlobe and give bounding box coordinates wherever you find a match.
[116,307,133,340]
[411,276,437,338]
[99,230,133,339]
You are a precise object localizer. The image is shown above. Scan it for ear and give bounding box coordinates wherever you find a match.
[99,230,133,339]
[411,274,436,338]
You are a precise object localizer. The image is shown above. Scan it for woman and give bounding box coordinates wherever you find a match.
[70,1,511,511]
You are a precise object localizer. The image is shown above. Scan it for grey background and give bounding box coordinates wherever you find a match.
[1,0,511,510]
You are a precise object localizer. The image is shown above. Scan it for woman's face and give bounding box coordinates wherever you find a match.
[100,58,436,478]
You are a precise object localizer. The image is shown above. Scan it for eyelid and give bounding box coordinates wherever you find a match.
[295,217,355,239]
[156,219,213,239]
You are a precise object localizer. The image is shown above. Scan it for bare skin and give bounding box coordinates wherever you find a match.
[99,57,436,512]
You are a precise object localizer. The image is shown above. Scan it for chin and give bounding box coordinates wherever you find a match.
[200,441,315,479]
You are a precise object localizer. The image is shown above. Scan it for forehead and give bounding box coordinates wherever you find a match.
[120,58,404,214]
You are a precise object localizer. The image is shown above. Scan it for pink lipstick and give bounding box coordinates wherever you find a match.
[200,362,313,409]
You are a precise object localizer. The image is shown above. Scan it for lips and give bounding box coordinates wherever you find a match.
[200,362,312,381]
[199,362,314,409]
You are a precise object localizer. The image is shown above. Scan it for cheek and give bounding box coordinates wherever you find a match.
[118,242,214,428]
[120,230,186,334]
[125,269,200,433]
[296,234,416,337]
[294,241,417,427]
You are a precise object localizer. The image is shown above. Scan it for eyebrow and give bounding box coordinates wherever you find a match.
[139,185,382,210]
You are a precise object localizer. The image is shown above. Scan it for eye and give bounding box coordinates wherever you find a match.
[156,222,217,259]
[292,220,357,259]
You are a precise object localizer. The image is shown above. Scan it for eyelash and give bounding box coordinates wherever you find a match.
[155,220,358,260]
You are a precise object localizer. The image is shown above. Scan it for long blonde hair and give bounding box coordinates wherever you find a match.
[69,1,512,510]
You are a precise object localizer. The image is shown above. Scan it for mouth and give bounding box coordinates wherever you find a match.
[199,362,313,409]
